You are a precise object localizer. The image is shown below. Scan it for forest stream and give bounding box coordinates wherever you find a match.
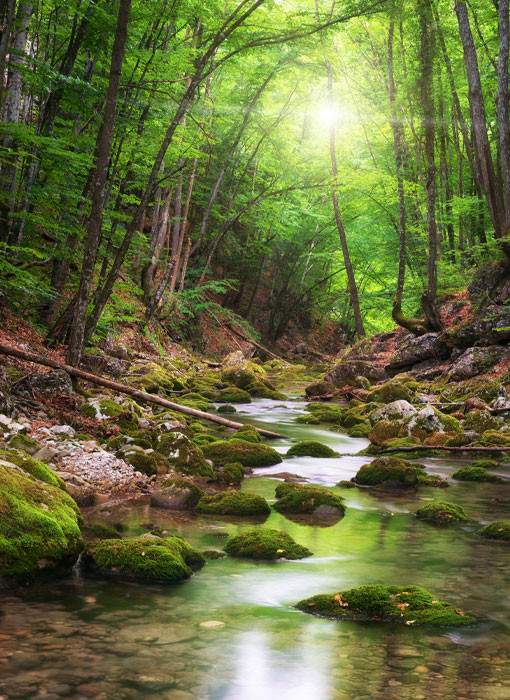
[1,396,509,700]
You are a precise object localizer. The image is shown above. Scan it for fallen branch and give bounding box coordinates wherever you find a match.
[376,445,510,454]
[0,343,284,439]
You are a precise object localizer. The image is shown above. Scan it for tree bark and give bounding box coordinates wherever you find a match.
[497,0,510,232]
[327,62,365,338]
[67,0,132,366]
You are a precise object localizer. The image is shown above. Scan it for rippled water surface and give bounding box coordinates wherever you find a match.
[1,399,509,699]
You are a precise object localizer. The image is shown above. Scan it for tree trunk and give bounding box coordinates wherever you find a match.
[497,0,510,232]
[327,62,365,338]
[67,0,132,366]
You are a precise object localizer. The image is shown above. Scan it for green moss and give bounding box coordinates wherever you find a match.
[416,501,468,525]
[217,404,237,414]
[83,535,205,583]
[368,420,403,446]
[158,478,204,508]
[435,410,462,434]
[246,381,286,400]
[479,430,510,447]
[7,433,40,455]
[218,387,252,403]
[0,465,83,578]
[0,448,64,489]
[215,462,245,485]
[286,441,337,458]
[224,528,312,560]
[274,483,345,516]
[196,491,270,515]
[296,584,474,626]
[191,434,219,447]
[221,366,259,389]
[452,466,502,482]
[156,432,214,478]
[479,520,510,541]
[123,450,170,476]
[232,428,262,443]
[354,457,423,488]
[464,410,500,434]
[369,381,413,403]
[300,403,344,425]
[471,459,502,470]
[203,438,282,468]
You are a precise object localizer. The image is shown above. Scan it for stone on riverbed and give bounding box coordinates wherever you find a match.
[150,478,204,510]
[451,466,503,482]
[286,441,337,458]
[196,491,270,516]
[224,528,312,560]
[0,464,83,579]
[273,483,345,519]
[415,501,468,525]
[82,534,205,583]
[479,520,510,541]
[203,438,282,467]
[353,457,446,489]
[296,584,474,626]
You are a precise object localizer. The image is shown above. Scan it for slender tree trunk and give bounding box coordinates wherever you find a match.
[455,0,505,244]
[67,0,132,366]
[327,62,364,338]
[0,0,16,110]
[497,0,510,232]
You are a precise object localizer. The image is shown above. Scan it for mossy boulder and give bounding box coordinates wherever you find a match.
[369,381,413,403]
[218,387,252,403]
[224,528,311,560]
[305,380,335,398]
[203,438,282,468]
[0,465,83,579]
[7,433,40,455]
[196,491,270,516]
[217,404,236,414]
[480,520,510,541]
[82,398,126,419]
[286,441,337,458]
[416,501,468,525]
[221,366,259,390]
[215,462,245,485]
[246,381,286,400]
[479,430,510,447]
[233,428,262,443]
[126,361,187,394]
[122,449,170,476]
[82,534,205,583]
[452,466,503,483]
[368,420,403,447]
[150,478,204,510]
[297,403,344,425]
[296,584,474,626]
[0,448,64,489]
[274,483,345,518]
[463,410,500,434]
[156,432,214,478]
[353,457,423,489]
[471,459,502,470]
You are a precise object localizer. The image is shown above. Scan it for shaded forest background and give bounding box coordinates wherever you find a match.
[0,0,509,362]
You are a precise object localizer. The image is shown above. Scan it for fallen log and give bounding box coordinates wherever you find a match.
[374,444,510,454]
[0,343,284,439]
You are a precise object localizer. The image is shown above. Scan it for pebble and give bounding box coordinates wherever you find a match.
[199,620,225,629]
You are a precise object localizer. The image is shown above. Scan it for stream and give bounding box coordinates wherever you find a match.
[1,398,509,699]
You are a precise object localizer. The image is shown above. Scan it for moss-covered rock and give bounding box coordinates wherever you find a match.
[479,520,510,541]
[203,438,282,468]
[246,381,286,400]
[451,466,503,482]
[232,428,262,443]
[463,410,500,434]
[156,432,214,478]
[296,584,474,626]
[196,491,270,516]
[368,420,403,447]
[479,430,510,447]
[471,458,502,470]
[221,366,259,389]
[286,441,337,458]
[0,447,64,489]
[151,478,204,510]
[224,528,311,560]
[7,433,40,455]
[83,534,205,583]
[297,403,344,425]
[218,387,252,403]
[416,501,468,525]
[369,381,413,403]
[0,465,83,579]
[122,449,170,476]
[353,457,423,488]
[305,380,335,398]
[217,404,236,414]
[215,462,245,485]
[274,483,345,517]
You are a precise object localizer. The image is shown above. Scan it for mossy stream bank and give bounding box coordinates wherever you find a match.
[1,397,509,700]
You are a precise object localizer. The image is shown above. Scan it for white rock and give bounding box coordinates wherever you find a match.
[50,424,76,437]
[371,400,417,425]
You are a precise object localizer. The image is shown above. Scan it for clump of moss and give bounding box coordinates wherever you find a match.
[297,403,344,425]
[463,410,500,434]
[156,432,214,478]
[416,501,468,525]
[196,491,270,516]
[156,477,205,509]
[368,420,403,447]
[479,430,510,447]
[233,428,262,443]
[0,465,83,578]
[452,466,502,483]
[353,456,423,489]
[479,520,510,541]
[0,447,64,489]
[203,438,282,468]
[296,584,474,626]
[83,535,205,583]
[246,381,286,400]
[471,459,501,470]
[224,528,312,560]
[215,462,245,485]
[217,404,236,414]
[218,387,252,403]
[123,450,169,476]
[7,433,40,455]
[286,441,337,458]
[221,366,259,389]
[274,483,345,517]
[369,381,413,403]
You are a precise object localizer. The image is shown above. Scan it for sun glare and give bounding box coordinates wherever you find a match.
[317,102,339,129]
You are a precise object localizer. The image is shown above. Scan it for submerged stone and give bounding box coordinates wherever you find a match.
[286,441,337,458]
[82,534,205,583]
[196,491,270,516]
[203,438,282,468]
[296,584,474,626]
[479,520,510,541]
[452,466,503,483]
[273,483,345,517]
[415,501,468,525]
[224,527,312,560]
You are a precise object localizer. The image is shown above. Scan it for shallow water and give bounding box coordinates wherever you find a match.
[1,398,510,700]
